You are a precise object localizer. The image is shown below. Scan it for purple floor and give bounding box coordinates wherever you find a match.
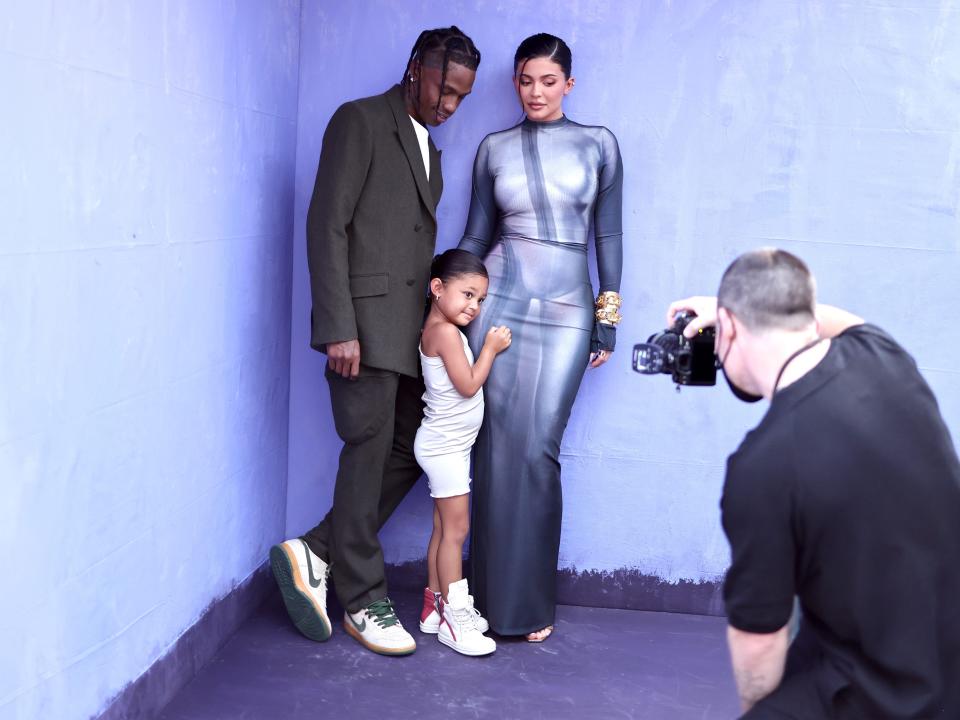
[157,592,739,720]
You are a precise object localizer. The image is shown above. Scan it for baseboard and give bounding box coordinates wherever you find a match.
[384,560,724,617]
[556,567,725,616]
[95,563,274,720]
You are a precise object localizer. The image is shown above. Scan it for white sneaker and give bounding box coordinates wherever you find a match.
[344,598,417,656]
[270,539,331,642]
[420,586,490,634]
[438,579,496,657]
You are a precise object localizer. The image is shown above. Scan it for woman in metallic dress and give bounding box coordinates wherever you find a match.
[457,33,624,642]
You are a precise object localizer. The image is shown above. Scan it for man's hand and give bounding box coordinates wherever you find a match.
[666,296,718,338]
[327,339,361,379]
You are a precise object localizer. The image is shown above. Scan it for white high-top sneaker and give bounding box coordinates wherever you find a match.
[420,586,489,634]
[344,598,417,656]
[438,579,496,657]
[269,539,331,642]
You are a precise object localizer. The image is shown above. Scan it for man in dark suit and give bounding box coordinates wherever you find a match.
[270,28,481,656]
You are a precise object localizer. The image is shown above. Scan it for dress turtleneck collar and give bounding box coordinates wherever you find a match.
[522,114,570,129]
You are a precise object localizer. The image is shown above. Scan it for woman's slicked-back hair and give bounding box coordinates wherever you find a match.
[717,248,817,331]
[430,249,488,284]
[514,33,572,78]
[401,26,481,112]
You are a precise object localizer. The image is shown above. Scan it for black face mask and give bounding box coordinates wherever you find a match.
[715,325,823,404]
[715,336,763,403]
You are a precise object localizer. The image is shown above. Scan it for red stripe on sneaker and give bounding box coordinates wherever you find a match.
[438,598,456,642]
[421,589,441,622]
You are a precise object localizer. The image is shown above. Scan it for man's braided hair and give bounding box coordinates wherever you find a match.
[401,27,481,114]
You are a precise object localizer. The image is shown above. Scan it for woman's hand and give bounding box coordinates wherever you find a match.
[590,323,616,368]
[589,348,612,368]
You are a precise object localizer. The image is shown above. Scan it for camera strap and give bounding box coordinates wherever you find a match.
[773,337,824,395]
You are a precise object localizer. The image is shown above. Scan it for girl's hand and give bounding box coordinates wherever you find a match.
[484,325,512,354]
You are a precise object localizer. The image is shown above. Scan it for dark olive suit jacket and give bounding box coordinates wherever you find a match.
[307,84,442,377]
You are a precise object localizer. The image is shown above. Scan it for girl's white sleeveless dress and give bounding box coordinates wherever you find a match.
[414,330,484,498]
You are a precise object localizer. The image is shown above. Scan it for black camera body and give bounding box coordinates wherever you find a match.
[632,311,717,386]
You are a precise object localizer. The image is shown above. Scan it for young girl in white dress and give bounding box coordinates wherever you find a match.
[414,249,511,656]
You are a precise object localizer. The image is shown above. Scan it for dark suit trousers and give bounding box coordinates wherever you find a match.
[301,365,425,613]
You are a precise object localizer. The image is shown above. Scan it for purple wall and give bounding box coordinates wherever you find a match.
[4,2,959,716]
[0,3,300,719]
[287,0,960,610]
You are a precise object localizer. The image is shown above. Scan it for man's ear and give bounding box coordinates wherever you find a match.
[718,307,736,339]
[408,59,421,83]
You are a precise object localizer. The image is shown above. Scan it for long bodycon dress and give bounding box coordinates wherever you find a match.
[457,115,623,635]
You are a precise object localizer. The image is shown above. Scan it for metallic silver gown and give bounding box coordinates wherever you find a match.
[458,115,623,635]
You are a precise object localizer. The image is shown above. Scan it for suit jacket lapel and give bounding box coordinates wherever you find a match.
[386,85,437,221]
[428,140,442,205]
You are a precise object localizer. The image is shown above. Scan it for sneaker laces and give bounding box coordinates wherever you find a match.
[466,596,483,624]
[365,598,401,629]
[450,604,480,631]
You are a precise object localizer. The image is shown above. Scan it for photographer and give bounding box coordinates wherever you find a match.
[667,249,960,718]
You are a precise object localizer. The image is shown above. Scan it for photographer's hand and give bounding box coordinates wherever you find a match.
[667,296,718,338]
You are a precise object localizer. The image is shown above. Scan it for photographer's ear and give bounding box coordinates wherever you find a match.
[717,307,735,339]
[716,307,742,357]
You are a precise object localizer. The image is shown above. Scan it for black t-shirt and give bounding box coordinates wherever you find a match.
[722,324,960,718]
